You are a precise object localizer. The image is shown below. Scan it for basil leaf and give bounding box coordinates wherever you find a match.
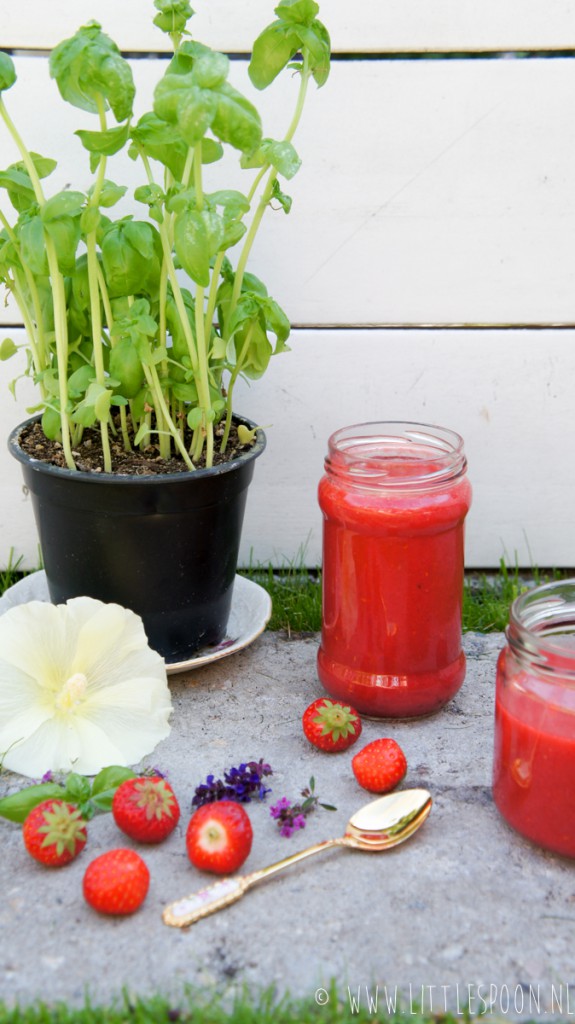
[262,139,301,179]
[109,338,146,398]
[154,72,195,124]
[0,168,35,213]
[0,782,66,823]
[130,113,189,179]
[27,153,58,180]
[101,219,161,297]
[206,139,225,163]
[0,52,16,92]
[263,295,291,349]
[80,205,100,233]
[208,190,250,220]
[41,405,62,440]
[174,209,224,286]
[176,85,218,145]
[248,23,301,89]
[220,220,246,251]
[0,337,17,361]
[191,51,229,90]
[67,364,94,397]
[297,21,331,86]
[75,122,130,158]
[63,772,92,803]
[98,180,128,208]
[19,215,48,276]
[49,22,135,122]
[271,178,292,214]
[211,82,262,155]
[153,0,194,35]
[275,0,320,24]
[43,215,81,274]
[41,191,85,222]
[91,765,137,797]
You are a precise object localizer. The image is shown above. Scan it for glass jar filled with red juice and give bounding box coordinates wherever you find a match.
[317,422,472,718]
[493,580,575,857]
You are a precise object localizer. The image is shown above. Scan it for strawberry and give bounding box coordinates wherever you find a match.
[112,775,180,844]
[302,697,362,752]
[83,848,150,916]
[351,738,407,794]
[22,799,87,867]
[186,800,253,875]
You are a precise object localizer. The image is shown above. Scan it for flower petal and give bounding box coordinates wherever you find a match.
[66,598,167,691]
[0,602,75,689]
[1,714,83,777]
[0,658,45,718]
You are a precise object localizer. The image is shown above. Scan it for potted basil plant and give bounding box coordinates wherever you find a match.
[0,0,330,662]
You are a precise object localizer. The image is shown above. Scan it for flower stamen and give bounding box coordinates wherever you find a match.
[55,672,88,714]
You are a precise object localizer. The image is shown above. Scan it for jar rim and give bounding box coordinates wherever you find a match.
[507,578,575,675]
[325,420,467,489]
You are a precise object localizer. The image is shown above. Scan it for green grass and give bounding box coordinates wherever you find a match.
[0,553,568,635]
[462,559,565,632]
[0,985,474,1024]
[244,563,323,633]
[243,557,568,635]
[0,551,32,597]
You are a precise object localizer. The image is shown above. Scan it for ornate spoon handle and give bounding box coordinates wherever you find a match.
[163,837,344,928]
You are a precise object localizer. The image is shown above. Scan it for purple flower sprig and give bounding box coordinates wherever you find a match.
[192,759,273,808]
[270,777,336,838]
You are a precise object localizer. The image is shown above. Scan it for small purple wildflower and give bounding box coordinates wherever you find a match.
[280,817,306,838]
[40,771,54,783]
[144,765,168,779]
[270,798,308,837]
[270,778,336,838]
[192,759,273,808]
[270,796,291,820]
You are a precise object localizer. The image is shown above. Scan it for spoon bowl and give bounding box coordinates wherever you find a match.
[163,787,432,928]
[344,787,433,850]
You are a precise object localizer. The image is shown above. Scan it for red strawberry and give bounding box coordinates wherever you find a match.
[186,800,252,875]
[302,697,362,752]
[83,848,150,916]
[351,738,407,794]
[22,799,87,867]
[112,776,180,844]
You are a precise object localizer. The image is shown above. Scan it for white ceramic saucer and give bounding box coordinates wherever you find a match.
[0,571,272,675]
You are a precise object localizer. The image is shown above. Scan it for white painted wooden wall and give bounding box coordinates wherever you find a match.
[1,1,574,569]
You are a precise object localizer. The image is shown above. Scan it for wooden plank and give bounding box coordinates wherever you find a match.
[1,326,574,570]
[1,56,575,327]
[4,0,575,53]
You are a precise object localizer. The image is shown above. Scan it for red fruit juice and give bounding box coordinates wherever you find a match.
[317,423,472,718]
[493,639,575,857]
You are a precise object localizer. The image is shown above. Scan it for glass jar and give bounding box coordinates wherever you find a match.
[317,421,472,718]
[493,580,575,857]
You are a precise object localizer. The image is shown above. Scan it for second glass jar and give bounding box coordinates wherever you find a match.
[317,421,472,718]
[493,579,575,857]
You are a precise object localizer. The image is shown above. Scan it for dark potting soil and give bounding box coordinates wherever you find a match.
[18,418,255,476]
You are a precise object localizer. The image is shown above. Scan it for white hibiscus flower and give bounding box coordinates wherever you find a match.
[0,597,172,778]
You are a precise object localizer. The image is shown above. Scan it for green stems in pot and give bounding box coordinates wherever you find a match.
[0,0,330,472]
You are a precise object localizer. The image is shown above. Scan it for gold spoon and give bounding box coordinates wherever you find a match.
[163,787,432,928]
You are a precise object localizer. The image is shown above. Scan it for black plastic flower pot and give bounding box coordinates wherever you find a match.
[8,416,266,664]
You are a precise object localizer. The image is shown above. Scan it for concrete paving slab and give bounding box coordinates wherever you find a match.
[1,630,575,1017]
